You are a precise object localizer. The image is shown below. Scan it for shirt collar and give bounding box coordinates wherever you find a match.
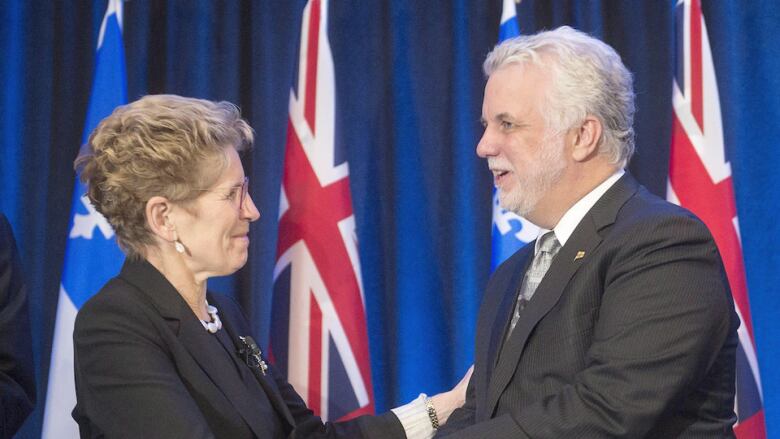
[534,169,625,252]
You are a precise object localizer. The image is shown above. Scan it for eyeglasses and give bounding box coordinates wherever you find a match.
[234,176,250,212]
[194,176,250,211]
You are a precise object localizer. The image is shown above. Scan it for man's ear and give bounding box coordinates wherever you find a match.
[571,115,603,162]
[145,196,176,241]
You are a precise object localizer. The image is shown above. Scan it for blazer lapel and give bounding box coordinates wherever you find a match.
[217,305,296,429]
[119,261,275,438]
[483,173,640,417]
[177,320,280,438]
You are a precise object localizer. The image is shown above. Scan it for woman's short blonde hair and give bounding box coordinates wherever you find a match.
[75,94,254,260]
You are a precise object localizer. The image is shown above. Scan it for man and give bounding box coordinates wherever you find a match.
[0,213,36,438]
[436,27,738,438]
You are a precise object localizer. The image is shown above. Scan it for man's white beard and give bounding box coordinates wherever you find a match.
[498,136,567,217]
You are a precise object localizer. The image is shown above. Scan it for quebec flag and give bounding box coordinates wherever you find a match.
[42,1,127,437]
[490,0,539,271]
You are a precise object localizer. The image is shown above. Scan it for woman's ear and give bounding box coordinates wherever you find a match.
[145,196,175,241]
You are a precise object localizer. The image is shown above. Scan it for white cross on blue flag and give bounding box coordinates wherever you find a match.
[490,0,540,271]
[42,1,127,436]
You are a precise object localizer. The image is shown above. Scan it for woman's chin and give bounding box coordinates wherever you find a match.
[198,250,249,279]
[230,252,250,273]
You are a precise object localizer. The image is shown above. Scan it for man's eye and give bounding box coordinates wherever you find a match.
[500,121,514,130]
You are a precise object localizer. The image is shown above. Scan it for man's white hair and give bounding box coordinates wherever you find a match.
[484,26,635,168]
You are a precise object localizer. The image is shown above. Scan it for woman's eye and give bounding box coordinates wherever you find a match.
[225,188,239,200]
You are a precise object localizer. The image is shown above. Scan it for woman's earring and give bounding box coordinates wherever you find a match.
[173,231,186,254]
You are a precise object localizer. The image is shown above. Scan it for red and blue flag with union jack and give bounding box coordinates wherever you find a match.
[668,1,766,437]
[270,0,375,422]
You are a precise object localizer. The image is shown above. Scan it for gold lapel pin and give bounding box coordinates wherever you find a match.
[574,251,585,261]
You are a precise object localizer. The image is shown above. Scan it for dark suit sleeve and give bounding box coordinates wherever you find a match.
[438,214,736,438]
[211,293,406,439]
[0,215,35,439]
[267,365,405,439]
[73,287,215,439]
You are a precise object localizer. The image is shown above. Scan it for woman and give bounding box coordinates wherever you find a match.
[72,95,468,439]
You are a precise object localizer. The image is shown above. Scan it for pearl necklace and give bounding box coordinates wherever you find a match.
[200,302,223,333]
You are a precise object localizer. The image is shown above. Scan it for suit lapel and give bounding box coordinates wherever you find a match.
[484,221,603,416]
[484,174,640,417]
[487,248,533,373]
[476,246,533,420]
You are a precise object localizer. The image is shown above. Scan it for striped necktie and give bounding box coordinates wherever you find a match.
[507,231,561,337]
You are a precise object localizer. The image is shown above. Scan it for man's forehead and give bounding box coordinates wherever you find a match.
[483,66,548,114]
[488,61,548,85]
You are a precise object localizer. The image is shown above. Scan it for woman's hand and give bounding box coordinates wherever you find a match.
[430,365,474,425]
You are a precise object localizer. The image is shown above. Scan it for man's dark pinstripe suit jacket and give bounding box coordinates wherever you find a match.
[438,173,738,438]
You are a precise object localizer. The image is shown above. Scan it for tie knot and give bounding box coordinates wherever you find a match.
[538,231,560,254]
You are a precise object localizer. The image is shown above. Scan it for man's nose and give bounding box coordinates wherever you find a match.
[476,128,496,158]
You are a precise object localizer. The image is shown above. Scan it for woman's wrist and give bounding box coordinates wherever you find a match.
[424,396,440,429]
[429,390,459,425]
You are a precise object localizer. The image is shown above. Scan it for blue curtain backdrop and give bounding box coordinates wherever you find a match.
[1,1,778,437]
